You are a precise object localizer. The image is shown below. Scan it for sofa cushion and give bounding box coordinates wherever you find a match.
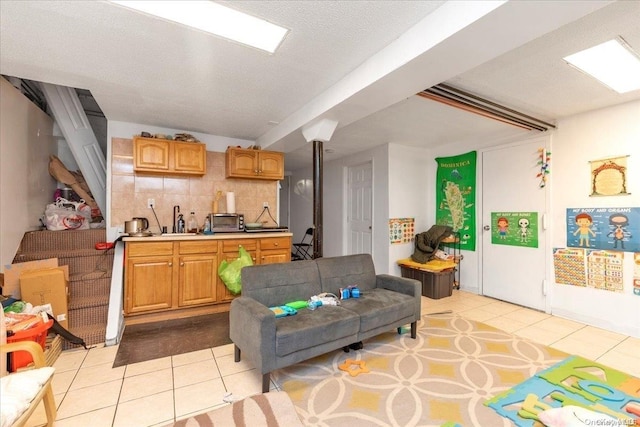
[274,307,359,357]
[339,288,415,333]
[316,254,377,294]
[241,260,322,307]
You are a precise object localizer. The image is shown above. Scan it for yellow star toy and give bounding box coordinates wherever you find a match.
[338,358,370,377]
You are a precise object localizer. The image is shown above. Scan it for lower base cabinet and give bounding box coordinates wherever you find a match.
[124,236,291,318]
[126,256,173,314]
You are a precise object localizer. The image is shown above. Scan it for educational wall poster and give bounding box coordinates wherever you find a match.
[634,253,640,296]
[491,212,539,248]
[389,218,415,245]
[586,250,624,292]
[435,151,476,251]
[553,248,626,293]
[566,207,640,252]
[589,155,630,196]
[553,248,587,287]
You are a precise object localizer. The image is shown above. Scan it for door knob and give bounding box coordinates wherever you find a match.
[483,225,490,231]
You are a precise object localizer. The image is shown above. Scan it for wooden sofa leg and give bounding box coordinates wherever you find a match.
[262,373,271,393]
[411,321,417,339]
[234,345,241,362]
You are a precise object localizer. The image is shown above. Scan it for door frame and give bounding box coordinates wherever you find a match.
[343,159,374,257]
[477,134,554,314]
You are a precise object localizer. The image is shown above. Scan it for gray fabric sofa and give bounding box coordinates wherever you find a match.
[229,253,422,393]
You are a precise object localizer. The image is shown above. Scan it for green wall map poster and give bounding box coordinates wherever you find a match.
[491,212,539,248]
[435,151,476,251]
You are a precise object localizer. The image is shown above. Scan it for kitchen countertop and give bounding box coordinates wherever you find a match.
[122,232,292,242]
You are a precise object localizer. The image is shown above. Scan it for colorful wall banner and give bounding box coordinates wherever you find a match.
[435,151,476,251]
[491,212,539,248]
[566,207,640,252]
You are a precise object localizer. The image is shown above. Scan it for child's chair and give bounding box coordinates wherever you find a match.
[1,340,57,426]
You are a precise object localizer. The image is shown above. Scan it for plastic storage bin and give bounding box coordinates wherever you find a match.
[400,266,454,299]
[6,319,53,371]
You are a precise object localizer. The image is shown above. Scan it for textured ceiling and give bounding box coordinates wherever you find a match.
[1,1,639,171]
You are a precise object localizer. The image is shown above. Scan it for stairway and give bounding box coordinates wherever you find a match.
[13,229,113,349]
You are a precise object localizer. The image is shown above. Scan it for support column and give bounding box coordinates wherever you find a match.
[312,140,323,258]
[302,119,338,260]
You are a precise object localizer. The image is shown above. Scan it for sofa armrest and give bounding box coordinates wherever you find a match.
[229,296,277,372]
[376,274,422,321]
[376,274,420,297]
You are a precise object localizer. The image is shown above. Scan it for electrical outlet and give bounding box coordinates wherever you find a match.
[148,198,155,208]
[263,202,269,208]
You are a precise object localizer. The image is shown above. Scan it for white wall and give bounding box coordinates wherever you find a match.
[0,77,57,268]
[388,143,431,274]
[550,100,640,337]
[290,143,433,275]
[289,143,391,272]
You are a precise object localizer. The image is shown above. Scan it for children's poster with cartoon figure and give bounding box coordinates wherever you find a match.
[566,207,639,252]
[491,212,538,248]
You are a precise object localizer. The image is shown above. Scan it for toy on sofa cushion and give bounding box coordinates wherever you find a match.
[284,300,308,310]
[269,306,297,318]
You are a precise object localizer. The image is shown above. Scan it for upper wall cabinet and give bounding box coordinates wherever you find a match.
[225,147,284,180]
[133,137,206,176]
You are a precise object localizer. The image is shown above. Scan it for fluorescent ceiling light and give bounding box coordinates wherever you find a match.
[563,38,640,93]
[110,1,288,53]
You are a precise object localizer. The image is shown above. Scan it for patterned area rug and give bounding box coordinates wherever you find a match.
[273,313,569,427]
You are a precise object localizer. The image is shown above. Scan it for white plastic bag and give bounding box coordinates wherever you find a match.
[44,197,91,231]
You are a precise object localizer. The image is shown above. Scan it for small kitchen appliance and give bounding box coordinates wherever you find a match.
[208,213,244,233]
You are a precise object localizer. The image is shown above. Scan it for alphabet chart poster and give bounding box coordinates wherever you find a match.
[586,250,624,292]
[389,218,415,245]
[566,207,640,252]
[553,248,587,287]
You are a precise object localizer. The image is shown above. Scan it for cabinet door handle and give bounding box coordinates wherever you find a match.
[168,262,173,267]
[180,262,184,266]
[254,169,259,173]
[274,242,279,246]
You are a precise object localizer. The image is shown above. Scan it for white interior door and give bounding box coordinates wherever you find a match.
[347,161,373,255]
[482,138,548,311]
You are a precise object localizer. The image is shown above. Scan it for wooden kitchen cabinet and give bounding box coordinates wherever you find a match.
[124,235,291,321]
[225,147,284,180]
[125,242,175,315]
[134,136,206,176]
[259,236,291,264]
[178,241,218,307]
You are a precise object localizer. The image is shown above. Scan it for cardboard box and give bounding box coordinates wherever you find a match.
[3,258,59,299]
[20,266,69,329]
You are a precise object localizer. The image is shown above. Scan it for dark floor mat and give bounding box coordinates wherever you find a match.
[113,311,231,368]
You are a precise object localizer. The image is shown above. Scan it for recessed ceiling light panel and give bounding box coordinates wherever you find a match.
[110,1,289,53]
[563,38,640,94]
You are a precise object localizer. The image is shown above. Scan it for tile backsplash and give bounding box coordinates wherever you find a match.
[110,138,278,232]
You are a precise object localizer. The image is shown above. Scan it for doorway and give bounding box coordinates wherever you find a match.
[481,137,550,311]
[347,161,373,255]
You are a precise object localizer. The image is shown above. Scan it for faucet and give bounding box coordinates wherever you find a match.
[173,205,180,233]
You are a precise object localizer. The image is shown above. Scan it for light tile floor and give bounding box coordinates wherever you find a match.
[24,290,640,426]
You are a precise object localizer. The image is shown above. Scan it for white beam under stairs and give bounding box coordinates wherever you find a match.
[40,83,106,216]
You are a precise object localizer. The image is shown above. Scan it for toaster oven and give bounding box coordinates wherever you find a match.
[208,213,244,232]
